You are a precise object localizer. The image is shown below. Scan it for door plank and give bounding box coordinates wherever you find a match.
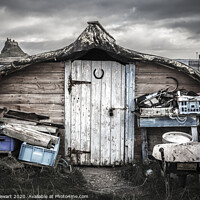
[110,62,122,165]
[100,61,112,165]
[71,61,82,164]
[65,61,72,157]
[80,61,92,165]
[91,61,102,165]
[120,65,125,164]
[125,64,136,163]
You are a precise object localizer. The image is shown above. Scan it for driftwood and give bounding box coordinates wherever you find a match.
[152,142,200,162]
[14,124,58,134]
[0,117,37,126]
[1,123,59,148]
[0,107,60,148]
[0,107,7,118]
[2,124,51,148]
[0,107,64,128]
[4,109,49,121]
[0,21,200,83]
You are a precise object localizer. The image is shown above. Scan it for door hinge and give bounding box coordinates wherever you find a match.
[68,147,90,157]
[68,74,91,94]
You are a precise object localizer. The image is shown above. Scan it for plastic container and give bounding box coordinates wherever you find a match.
[162,131,192,144]
[0,134,20,152]
[177,95,200,115]
[18,138,60,166]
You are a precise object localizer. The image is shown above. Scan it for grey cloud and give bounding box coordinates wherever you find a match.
[132,0,200,20]
[0,0,200,58]
[21,37,74,55]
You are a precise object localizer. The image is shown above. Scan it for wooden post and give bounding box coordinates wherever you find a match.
[191,127,198,142]
[141,128,148,162]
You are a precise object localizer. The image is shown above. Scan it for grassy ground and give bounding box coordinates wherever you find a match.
[0,156,199,200]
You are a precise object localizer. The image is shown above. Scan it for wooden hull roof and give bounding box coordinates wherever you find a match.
[0,21,200,83]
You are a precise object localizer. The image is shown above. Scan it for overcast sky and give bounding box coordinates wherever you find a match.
[0,0,200,59]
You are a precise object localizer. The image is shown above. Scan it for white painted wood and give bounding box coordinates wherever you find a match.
[153,142,200,162]
[125,65,130,163]
[64,61,72,157]
[71,60,82,164]
[91,61,102,165]
[125,64,136,163]
[100,61,112,165]
[120,65,125,164]
[191,127,198,142]
[66,60,127,166]
[128,65,133,162]
[110,62,123,165]
[80,61,91,165]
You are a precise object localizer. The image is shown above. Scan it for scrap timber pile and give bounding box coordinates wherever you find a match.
[0,107,63,167]
[135,86,200,121]
[135,83,200,196]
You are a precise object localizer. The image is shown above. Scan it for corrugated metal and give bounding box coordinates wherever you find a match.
[65,61,135,165]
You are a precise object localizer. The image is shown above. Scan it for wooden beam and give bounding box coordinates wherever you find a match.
[191,127,198,142]
[138,116,199,127]
[8,124,58,134]
[2,123,59,146]
[2,124,52,148]
[141,128,148,163]
[4,109,49,121]
[0,117,37,126]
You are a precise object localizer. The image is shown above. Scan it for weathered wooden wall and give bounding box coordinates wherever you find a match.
[0,62,65,124]
[134,62,200,159]
[135,62,200,98]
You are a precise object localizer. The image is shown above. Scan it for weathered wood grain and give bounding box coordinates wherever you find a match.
[0,103,63,112]
[91,61,102,165]
[191,127,198,141]
[0,62,65,124]
[0,117,37,126]
[70,61,81,164]
[110,61,123,165]
[141,128,148,162]
[64,61,72,157]
[80,61,91,165]
[0,94,64,104]
[135,73,199,85]
[136,83,200,95]
[153,142,200,162]
[1,73,64,84]
[100,61,112,165]
[22,62,65,73]
[120,64,125,163]
[2,124,53,148]
[0,83,64,94]
[138,116,199,127]
[135,62,200,98]
[125,64,136,163]
[10,124,58,134]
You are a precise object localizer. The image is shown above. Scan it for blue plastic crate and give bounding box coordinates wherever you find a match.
[0,134,20,152]
[18,138,60,166]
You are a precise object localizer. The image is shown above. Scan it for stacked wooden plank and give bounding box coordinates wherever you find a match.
[0,107,63,148]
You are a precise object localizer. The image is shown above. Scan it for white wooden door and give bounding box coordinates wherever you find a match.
[65,60,128,165]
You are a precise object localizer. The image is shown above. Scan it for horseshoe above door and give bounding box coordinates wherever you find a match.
[93,69,104,79]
